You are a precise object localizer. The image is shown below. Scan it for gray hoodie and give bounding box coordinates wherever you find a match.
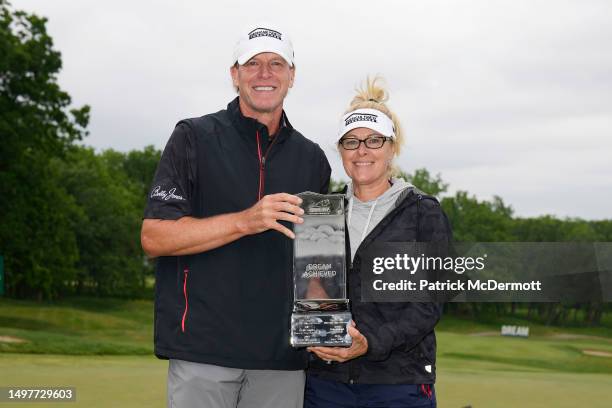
[346,177,413,261]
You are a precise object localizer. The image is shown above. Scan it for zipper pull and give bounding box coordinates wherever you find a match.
[181,267,189,333]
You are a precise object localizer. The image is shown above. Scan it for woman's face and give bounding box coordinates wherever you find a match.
[339,127,394,189]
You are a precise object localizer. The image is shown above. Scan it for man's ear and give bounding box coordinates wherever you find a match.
[230,65,239,88]
[288,66,296,88]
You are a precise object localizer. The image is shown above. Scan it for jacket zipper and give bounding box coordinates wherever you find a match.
[346,191,424,382]
[416,194,422,238]
[255,130,279,201]
[181,267,189,333]
[256,131,264,200]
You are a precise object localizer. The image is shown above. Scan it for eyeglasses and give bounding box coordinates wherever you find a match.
[339,135,393,150]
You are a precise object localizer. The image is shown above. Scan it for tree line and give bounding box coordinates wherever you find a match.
[401,169,612,326]
[1,2,610,325]
[1,1,156,299]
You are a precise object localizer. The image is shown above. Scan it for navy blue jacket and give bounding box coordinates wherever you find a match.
[308,188,452,383]
[145,98,331,369]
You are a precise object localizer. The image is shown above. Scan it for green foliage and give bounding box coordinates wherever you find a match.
[0,2,157,299]
[329,178,348,193]
[2,152,82,299]
[442,191,515,241]
[513,216,607,242]
[333,166,612,244]
[57,147,154,297]
[400,168,449,196]
[0,1,88,299]
[123,145,162,198]
[0,1,89,158]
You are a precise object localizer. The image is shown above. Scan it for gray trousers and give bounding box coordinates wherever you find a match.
[167,359,305,408]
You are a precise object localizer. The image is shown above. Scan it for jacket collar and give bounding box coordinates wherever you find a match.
[227,97,293,143]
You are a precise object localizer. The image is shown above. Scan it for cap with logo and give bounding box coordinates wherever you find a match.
[233,23,294,67]
[338,108,396,141]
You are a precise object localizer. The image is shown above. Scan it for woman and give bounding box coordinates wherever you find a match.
[305,77,452,408]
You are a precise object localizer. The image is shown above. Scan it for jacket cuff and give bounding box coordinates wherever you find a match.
[364,324,394,361]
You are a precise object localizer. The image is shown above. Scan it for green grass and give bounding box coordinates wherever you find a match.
[437,362,612,408]
[1,354,611,408]
[0,354,166,408]
[436,313,612,374]
[439,332,612,374]
[1,298,612,406]
[0,297,152,354]
[438,310,612,338]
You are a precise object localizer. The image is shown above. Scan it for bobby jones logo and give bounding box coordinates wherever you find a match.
[150,185,185,201]
[248,28,282,41]
[344,113,378,127]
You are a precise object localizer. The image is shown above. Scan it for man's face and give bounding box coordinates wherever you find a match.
[230,52,295,116]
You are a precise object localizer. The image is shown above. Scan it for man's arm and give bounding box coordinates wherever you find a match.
[141,193,304,257]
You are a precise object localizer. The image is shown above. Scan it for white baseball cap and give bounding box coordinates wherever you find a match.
[233,23,294,67]
[338,108,396,140]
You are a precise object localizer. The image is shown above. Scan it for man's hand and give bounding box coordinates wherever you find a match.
[307,324,368,363]
[141,192,304,257]
[237,193,304,239]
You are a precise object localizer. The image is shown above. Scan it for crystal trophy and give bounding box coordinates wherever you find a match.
[290,192,352,347]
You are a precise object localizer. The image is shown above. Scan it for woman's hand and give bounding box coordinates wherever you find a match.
[307,324,368,363]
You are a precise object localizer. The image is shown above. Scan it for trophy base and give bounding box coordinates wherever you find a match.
[290,311,352,347]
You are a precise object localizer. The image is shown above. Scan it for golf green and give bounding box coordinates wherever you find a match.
[2,353,612,407]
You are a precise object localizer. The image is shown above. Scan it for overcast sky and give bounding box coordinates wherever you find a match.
[14,0,612,220]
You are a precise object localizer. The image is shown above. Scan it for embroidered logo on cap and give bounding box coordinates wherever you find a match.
[248,28,282,41]
[344,113,378,127]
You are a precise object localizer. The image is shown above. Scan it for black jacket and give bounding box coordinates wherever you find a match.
[146,98,331,370]
[308,187,452,384]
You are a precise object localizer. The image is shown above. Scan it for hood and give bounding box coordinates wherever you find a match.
[346,177,414,261]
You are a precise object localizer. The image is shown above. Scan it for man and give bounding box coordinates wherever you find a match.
[141,24,331,408]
